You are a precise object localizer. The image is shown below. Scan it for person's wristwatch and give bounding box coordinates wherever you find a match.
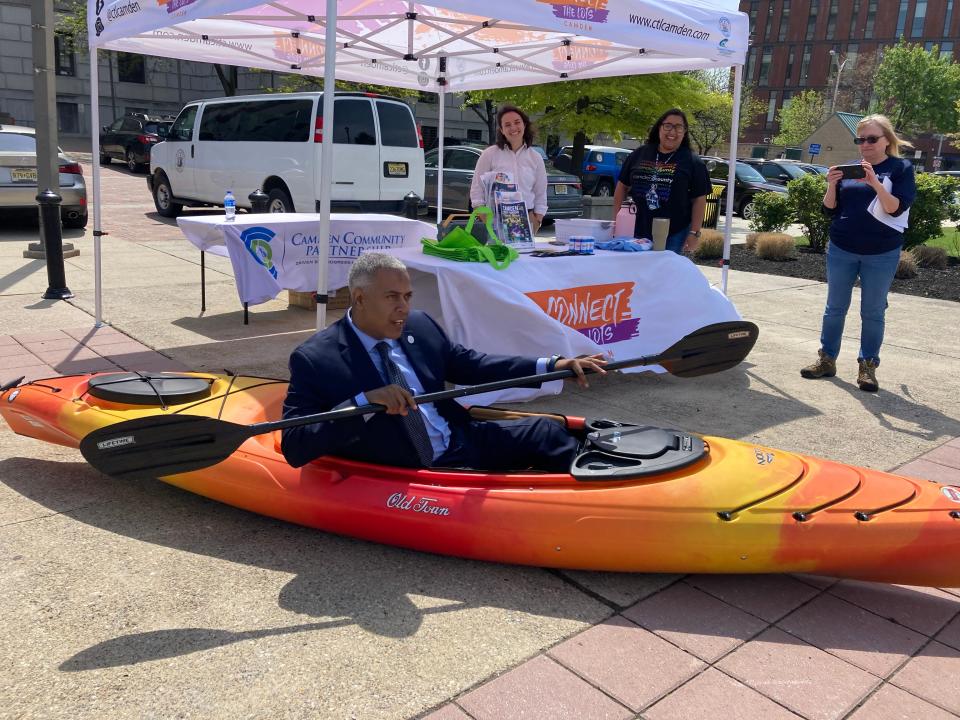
[547,355,563,372]
[688,230,702,238]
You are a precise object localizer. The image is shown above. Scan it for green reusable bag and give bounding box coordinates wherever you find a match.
[422,206,519,270]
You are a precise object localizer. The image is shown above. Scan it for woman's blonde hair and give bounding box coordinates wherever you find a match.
[856,114,911,157]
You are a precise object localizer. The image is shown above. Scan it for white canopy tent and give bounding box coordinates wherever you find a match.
[86,0,749,327]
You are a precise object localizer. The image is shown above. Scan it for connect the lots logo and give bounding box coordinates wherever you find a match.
[240,226,279,279]
[537,0,609,25]
[525,282,639,346]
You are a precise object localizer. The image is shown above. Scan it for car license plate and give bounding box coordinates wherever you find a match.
[385,162,408,177]
[10,167,37,183]
[554,184,568,194]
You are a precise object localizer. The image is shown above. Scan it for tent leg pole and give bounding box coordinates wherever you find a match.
[200,250,206,312]
[90,46,104,326]
[436,85,445,225]
[315,0,338,331]
[723,64,744,296]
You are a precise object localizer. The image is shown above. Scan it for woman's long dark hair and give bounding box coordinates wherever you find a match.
[646,108,691,149]
[495,105,536,150]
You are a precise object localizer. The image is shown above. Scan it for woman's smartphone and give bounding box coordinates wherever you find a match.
[837,163,866,180]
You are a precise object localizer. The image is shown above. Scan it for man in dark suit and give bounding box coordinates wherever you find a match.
[281,253,606,471]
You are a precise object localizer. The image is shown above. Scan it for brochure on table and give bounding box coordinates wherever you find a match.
[480,171,535,253]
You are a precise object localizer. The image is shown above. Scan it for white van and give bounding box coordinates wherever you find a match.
[147,92,424,216]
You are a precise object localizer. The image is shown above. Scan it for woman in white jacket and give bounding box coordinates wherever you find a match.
[469,105,548,234]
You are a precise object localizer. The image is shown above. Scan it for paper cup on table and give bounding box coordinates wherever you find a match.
[652,218,670,251]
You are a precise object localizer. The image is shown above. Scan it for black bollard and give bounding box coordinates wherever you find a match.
[37,189,73,300]
[248,188,269,213]
[403,191,421,219]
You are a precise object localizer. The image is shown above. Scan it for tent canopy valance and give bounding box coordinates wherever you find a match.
[87,0,748,92]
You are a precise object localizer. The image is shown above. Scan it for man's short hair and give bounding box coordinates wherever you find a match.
[348,252,408,292]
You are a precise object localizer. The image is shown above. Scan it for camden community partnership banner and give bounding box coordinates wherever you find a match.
[178,214,435,305]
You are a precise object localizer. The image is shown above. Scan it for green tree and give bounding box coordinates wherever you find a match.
[463,73,708,179]
[772,90,826,146]
[874,39,960,135]
[687,83,765,156]
[268,72,418,99]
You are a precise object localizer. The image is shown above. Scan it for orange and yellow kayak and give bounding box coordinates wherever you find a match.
[2,371,959,587]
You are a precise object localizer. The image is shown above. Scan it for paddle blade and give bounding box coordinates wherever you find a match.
[79,414,251,480]
[658,321,759,378]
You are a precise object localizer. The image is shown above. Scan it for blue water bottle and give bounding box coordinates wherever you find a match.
[224,190,236,222]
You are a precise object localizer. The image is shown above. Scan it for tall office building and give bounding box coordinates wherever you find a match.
[739,0,958,165]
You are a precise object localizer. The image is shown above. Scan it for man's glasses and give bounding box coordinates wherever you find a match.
[854,135,882,145]
[661,122,686,133]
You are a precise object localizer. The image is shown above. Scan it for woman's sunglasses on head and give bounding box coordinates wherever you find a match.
[854,135,882,145]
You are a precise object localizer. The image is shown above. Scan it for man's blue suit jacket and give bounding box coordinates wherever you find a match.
[281,311,539,468]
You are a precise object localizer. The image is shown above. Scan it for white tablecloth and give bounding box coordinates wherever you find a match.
[396,247,742,403]
[177,213,436,305]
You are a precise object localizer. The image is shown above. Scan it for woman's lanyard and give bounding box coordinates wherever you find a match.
[645,149,676,211]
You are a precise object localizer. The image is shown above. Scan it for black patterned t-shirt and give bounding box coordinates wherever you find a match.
[618,145,709,239]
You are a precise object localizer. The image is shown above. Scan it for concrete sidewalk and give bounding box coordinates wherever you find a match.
[1,162,959,719]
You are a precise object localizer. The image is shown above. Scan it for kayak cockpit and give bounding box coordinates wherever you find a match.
[571,419,706,480]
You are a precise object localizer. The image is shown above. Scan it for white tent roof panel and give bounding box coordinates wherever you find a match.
[89,0,748,91]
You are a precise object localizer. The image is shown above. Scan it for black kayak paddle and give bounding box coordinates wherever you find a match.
[79,320,758,480]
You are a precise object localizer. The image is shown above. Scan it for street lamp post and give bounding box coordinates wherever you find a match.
[829,49,847,115]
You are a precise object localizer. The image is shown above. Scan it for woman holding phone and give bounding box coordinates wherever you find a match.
[800,114,916,392]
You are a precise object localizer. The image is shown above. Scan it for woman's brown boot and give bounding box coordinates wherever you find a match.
[857,359,879,392]
[800,350,836,379]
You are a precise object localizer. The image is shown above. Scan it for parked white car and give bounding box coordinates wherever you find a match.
[147,92,425,217]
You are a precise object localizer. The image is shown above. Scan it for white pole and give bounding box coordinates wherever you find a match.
[315,0,337,330]
[436,84,445,224]
[722,63,743,295]
[89,45,104,326]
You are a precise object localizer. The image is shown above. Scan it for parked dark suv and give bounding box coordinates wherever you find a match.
[740,158,814,186]
[99,113,173,173]
[702,157,786,219]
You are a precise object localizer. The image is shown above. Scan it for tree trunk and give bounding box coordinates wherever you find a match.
[214,65,238,97]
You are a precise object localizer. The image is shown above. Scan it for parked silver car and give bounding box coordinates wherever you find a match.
[0,125,88,228]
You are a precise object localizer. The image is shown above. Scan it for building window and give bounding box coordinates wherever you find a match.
[785,45,796,84]
[849,0,861,37]
[746,47,757,83]
[941,41,955,59]
[764,3,773,40]
[896,0,909,37]
[947,0,955,33]
[826,0,838,40]
[864,0,877,38]
[467,129,482,142]
[799,44,811,86]
[766,91,779,128]
[912,0,927,37]
[749,1,759,36]
[758,46,773,85]
[117,52,145,84]
[805,0,818,40]
[847,43,859,70]
[57,102,79,134]
[54,33,75,76]
[778,0,791,41]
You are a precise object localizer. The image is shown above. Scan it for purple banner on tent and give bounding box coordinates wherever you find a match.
[577,318,640,346]
[548,4,609,23]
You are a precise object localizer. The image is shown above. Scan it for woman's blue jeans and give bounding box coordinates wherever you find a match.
[819,243,900,365]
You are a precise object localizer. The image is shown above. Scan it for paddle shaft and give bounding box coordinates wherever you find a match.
[251,352,666,436]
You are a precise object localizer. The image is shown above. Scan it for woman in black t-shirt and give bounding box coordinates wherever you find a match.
[612,108,709,253]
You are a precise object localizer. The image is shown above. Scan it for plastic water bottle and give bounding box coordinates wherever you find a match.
[224,190,236,222]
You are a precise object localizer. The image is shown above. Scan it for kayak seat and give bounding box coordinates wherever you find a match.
[572,418,706,481]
